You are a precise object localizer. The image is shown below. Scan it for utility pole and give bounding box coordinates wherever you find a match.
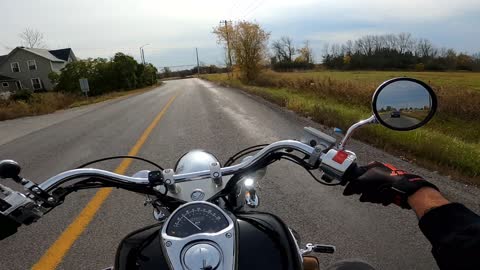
[140,44,150,65]
[195,48,200,76]
[220,20,233,77]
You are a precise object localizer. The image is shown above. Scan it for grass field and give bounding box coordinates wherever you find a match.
[275,70,480,91]
[201,71,480,183]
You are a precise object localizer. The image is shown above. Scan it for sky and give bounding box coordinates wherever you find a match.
[1,0,479,69]
[377,81,432,110]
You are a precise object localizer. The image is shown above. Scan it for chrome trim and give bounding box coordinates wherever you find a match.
[161,201,235,270]
[38,168,150,191]
[337,115,377,150]
[38,140,316,191]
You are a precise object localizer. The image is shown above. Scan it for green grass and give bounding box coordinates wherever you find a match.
[201,73,480,182]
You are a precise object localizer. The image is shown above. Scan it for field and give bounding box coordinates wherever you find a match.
[274,70,480,91]
[202,70,480,183]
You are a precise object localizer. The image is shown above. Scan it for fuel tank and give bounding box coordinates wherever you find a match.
[114,211,302,270]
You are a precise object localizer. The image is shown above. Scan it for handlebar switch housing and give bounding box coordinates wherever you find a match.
[319,149,357,180]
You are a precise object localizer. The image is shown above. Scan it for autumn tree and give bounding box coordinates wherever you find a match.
[214,21,270,82]
[19,28,45,48]
[297,40,314,64]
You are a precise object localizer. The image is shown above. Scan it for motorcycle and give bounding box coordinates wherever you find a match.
[0,77,437,270]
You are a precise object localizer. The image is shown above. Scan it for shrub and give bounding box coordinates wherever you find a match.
[11,90,33,101]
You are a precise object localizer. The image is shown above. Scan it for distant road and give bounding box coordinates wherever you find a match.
[383,114,420,128]
[0,78,478,270]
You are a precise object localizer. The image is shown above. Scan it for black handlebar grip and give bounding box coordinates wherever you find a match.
[341,162,366,185]
[0,213,20,240]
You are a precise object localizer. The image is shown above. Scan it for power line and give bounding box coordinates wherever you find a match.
[244,0,266,20]
[239,0,262,19]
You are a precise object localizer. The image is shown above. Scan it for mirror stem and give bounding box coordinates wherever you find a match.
[338,115,377,150]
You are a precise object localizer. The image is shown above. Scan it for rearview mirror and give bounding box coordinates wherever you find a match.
[372,78,437,131]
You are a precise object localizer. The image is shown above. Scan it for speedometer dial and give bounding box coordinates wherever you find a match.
[166,203,230,238]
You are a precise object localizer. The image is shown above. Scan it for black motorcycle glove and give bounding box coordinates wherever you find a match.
[343,162,439,209]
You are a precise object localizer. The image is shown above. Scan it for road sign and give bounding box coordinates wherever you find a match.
[79,78,90,94]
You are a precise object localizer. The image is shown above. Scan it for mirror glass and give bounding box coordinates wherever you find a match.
[373,79,436,131]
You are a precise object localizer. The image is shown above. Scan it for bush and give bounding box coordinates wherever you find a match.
[55,52,158,95]
[11,90,33,101]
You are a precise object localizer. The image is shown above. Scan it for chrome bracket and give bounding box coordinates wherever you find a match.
[210,162,222,186]
[163,169,179,194]
[308,145,324,167]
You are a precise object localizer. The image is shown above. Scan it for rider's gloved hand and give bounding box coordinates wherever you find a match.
[342,162,439,209]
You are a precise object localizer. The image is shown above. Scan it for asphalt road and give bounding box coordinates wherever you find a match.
[0,78,479,270]
[380,114,421,128]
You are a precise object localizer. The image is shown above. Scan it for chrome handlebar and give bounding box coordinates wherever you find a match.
[39,140,317,191]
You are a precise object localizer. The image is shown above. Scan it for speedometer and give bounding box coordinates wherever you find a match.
[165,203,230,238]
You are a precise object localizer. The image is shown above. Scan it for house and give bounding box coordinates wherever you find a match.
[0,47,76,92]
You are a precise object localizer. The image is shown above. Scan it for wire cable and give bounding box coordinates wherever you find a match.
[76,156,164,171]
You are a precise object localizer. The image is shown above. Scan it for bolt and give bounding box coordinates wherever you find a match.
[315,148,321,152]
[213,172,220,178]
[32,187,41,194]
[165,179,172,185]
[165,241,172,247]
[211,162,217,166]
[47,197,55,203]
[165,169,171,173]
[225,232,232,238]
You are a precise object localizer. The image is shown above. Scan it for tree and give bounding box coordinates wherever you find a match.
[297,40,314,64]
[19,28,45,48]
[214,21,270,82]
[162,67,172,78]
[272,36,295,62]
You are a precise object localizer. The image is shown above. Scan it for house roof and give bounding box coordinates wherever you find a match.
[0,47,77,66]
[22,48,65,62]
[0,74,17,82]
[49,48,74,61]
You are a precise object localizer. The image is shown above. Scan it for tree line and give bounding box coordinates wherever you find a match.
[213,22,480,83]
[323,33,480,71]
[50,53,158,95]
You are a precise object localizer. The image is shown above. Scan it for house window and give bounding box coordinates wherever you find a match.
[11,62,20,73]
[31,78,42,90]
[2,82,9,88]
[15,81,22,90]
[27,60,37,71]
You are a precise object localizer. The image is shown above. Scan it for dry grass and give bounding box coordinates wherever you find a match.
[0,84,160,121]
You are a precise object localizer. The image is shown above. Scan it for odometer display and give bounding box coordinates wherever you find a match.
[166,203,229,238]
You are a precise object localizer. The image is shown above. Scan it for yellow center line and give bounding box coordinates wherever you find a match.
[32,94,178,270]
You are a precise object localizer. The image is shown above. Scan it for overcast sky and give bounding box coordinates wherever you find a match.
[1,0,479,69]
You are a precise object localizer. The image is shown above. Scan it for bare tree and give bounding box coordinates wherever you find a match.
[19,28,45,48]
[271,36,295,62]
[397,33,414,54]
[416,38,435,58]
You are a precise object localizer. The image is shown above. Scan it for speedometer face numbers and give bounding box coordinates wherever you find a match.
[166,204,229,238]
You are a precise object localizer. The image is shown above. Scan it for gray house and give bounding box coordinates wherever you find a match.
[0,47,76,92]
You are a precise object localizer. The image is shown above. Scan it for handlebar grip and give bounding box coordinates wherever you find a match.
[0,213,20,240]
[341,163,366,184]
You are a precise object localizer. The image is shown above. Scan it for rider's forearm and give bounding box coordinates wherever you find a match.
[409,188,480,270]
[407,187,449,219]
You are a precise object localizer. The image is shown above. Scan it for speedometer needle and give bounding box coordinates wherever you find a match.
[182,214,202,231]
